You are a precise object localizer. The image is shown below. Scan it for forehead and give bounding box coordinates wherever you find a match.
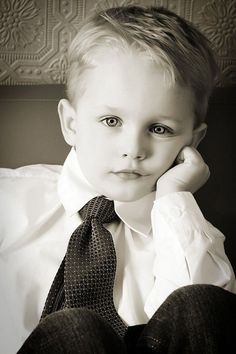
[74,48,195,121]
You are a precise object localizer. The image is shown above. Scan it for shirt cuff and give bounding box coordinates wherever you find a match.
[152,191,223,250]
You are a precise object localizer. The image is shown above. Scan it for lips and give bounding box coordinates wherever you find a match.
[112,169,148,180]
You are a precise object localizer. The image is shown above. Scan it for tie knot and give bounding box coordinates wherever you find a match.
[79,196,118,224]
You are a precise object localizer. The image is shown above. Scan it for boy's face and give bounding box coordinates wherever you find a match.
[59,49,204,202]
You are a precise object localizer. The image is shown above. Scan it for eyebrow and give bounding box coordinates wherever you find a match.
[95,105,184,122]
[155,115,183,122]
[102,105,124,115]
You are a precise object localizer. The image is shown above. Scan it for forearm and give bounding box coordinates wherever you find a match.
[145,192,236,318]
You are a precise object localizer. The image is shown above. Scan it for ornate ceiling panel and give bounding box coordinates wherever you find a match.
[0,0,235,86]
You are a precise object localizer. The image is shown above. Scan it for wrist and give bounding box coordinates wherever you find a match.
[155,184,186,199]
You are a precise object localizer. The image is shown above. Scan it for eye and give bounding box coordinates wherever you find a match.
[101,116,121,127]
[150,124,172,135]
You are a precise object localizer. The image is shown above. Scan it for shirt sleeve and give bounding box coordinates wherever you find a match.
[144,191,236,319]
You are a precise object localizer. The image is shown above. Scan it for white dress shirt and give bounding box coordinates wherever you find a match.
[0,148,235,354]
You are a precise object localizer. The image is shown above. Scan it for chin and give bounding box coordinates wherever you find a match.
[103,188,150,203]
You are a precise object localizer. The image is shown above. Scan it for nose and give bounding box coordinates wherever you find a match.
[122,152,145,160]
[121,132,147,161]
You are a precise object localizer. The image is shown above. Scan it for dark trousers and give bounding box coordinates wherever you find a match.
[18,284,236,353]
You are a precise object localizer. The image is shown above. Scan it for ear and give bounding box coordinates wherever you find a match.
[191,123,207,148]
[58,99,77,146]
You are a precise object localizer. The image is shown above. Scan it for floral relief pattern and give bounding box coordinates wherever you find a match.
[0,0,42,50]
[47,55,68,84]
[198,0,236,56]
[0,0,235,85]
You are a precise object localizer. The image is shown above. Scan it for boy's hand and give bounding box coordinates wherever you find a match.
[156,146,210,199]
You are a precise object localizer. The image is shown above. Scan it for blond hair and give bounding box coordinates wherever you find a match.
[67,5,219,125]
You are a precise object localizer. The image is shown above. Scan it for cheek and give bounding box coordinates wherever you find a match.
[167,145,183,163]
[154,142,180,162]
[76,141,108,181]
[152,140,188,173]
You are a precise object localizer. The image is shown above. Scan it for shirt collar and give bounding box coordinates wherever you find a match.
[58,148,154,237]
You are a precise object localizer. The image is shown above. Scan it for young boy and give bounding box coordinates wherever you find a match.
[1,4,236,354]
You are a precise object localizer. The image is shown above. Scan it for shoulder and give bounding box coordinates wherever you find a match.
[0,164,63,250]
[0,163,62,202]
[0,164,62,180]
[0,164,62,203]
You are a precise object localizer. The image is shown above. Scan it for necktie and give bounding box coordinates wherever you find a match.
[41,196,127,337]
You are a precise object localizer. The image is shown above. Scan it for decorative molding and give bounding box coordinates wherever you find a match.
[0,0,235,86]
[0,0,85,84]
[197,0,236,56]
[0,0,41,50]
[191,0,236,86]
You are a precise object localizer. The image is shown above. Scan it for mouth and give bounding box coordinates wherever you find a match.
[112,169,148,180]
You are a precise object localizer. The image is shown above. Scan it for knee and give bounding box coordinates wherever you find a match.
[138,285,236,353]
[19,308,127,354]
[41,307,106,329]
[168,283,225,300]
[38,307,107,336]
[39,307,119,339]
[166,284,236,312]
[148,284,236,336]
[139,284,236,337]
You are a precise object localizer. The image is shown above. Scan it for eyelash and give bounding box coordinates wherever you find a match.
[101,116,121,127]
[101,117,173,135]
[149,125,173,135]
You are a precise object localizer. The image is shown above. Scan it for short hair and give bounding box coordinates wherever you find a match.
[67,4,219,125]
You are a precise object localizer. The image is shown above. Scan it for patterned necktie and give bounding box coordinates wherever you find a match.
[41,196,127,337]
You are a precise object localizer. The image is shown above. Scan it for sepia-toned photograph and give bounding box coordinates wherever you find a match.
[0,0,235,353]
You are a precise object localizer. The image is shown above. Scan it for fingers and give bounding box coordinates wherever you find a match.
[157,146,211,197]
[176,146,210,181]
[176,146,204,165]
